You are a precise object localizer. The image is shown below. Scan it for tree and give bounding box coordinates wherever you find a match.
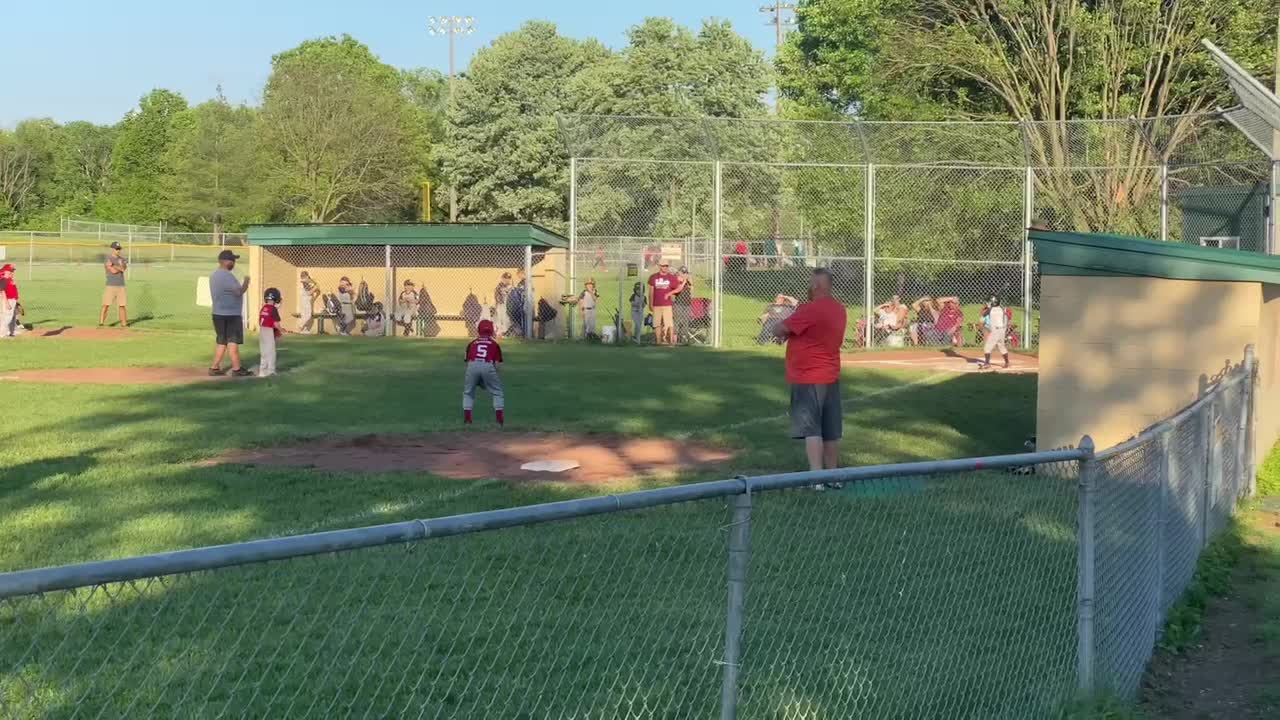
[97,89,188,222]
[0,131,36,228]
[258,36,428,223]
[445,21,609,228]
[401,67,450,220]
[161,95,264,232]
[55,122,116,211]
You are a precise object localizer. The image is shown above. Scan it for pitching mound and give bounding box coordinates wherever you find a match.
[0,367,246,385]
[842,349,1038,374]
[210,432,738,484]
[16,327,134,341]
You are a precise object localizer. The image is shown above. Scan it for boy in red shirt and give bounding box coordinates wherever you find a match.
[0,264,19,338]
[775,268,847,479]
[464,319,505,425]
[257,287,287,377]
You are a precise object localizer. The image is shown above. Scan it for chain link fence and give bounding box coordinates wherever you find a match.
[0,346,1258,718]
[563,113,1277,350]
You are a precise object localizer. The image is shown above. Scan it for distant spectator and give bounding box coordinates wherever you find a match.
[764,236,779,268]
[874,295,909,333]
[494,272,514,337]
[395,280,418,336]
[593,244,607,271]
[336,277,355,336]
[629,282,646,342]
[579,279,599,338]
[298,271,320,333]
[909,296,964,347]
[100,242,128,328]
[758,294,799,344]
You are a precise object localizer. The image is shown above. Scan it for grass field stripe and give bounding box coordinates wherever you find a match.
[680,372,952,438]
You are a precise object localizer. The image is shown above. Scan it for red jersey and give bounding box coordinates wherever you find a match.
[2,279,17,300]
[648,272,680,307]
[466,337,503,363]
[259,304,282,336]
[782,296,847,384]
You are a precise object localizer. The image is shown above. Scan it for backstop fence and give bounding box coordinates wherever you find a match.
[559,112,1277,349]
[0,350,1257,719]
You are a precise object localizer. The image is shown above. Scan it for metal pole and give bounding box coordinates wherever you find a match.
[385,244,394,337]
[569,157,577,297]
[1244,344,1257,494]
[126,229,133,280]
[1160,163,1170,243]
[1076,435,1097,693]
[448,29,458,223]
[718,487,752,720]
[1271,161,1278,255]
[524,244,534,339]
[28,231,33,281]
[1201,401,1216,547]
[863,164,875,348]
[1023,165,1034,345]
[1153,430,1172,638]
[713,160,723,348]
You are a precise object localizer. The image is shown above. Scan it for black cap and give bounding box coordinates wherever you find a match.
[109,242,122,250]
[218,250,240,262]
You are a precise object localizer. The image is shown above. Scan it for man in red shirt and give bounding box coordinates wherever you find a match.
[647,262,684,346]
[775,268,848,475]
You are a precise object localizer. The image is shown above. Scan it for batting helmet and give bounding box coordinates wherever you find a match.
[477,319,495,336]
[264,287,283,304]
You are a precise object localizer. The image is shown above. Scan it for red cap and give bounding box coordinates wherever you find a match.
[477,319,495,336]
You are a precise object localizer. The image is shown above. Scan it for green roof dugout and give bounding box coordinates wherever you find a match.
[244,223,570,339]
[1030,229,1280,463]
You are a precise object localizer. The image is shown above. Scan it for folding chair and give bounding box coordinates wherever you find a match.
[687,298,711,345]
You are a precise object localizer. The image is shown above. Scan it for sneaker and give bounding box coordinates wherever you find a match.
[825,482,845,490]
[811,484,827,492]
[229,368,253,377]
[208,367,226,376]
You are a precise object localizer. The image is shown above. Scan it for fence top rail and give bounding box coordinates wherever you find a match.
[1094,366,1251,461]
[0,447,1085,600]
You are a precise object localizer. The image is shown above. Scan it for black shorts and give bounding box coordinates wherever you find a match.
[213,315,244,346]
[790,382,843,441]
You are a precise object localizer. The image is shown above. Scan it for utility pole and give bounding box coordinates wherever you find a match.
[760,2,797,114]
[427,15,476,223]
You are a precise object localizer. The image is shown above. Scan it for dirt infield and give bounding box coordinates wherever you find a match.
[0,367,245,385]
[209,432,738,484]
[842,348,1038,374]
[15,326,134,341]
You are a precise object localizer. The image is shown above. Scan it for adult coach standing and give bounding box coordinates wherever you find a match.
[100,242,128,327]
[647,261,684,346]
[775,268,847,475]
[208,250,252,377]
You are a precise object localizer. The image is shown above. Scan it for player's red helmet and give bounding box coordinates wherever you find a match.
[477,319,495,336]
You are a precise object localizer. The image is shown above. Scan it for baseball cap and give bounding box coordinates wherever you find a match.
[659,261,670,267]
[404,279,415,286]
[0,264,13,273]
[217,250,239,262]
[109,242,122,250]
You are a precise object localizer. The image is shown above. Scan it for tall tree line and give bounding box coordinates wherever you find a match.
[0,18,769,233]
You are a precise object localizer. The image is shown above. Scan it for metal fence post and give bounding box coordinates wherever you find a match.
[1022,165,1034,345]
[719,485,752,720]
[1244,345,1257,494]
[385,244,394,337]
[126,229,133,279]
[1201,401,1216,547]
[1153,430,1172,638]
[524,244,534,339]
[713,160,723,348]
[863,163,876,348]
[569,157,577,297]
[28,231,33,280]
[1160,163,1170,243]
[1076,435,1097,694]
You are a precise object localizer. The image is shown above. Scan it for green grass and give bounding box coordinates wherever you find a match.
[0,305,1073,717]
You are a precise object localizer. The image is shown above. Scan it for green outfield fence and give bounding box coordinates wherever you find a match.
[0,349,1257,719]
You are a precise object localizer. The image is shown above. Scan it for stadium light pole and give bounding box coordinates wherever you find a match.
[427,15,476,223]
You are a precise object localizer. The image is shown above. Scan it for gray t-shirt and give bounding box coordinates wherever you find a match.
[209,269,244,316]
[105,255,127,286]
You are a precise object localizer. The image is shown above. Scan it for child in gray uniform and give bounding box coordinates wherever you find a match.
[463,319,505,426]
[629,282,646,342]
[579,278,599,338]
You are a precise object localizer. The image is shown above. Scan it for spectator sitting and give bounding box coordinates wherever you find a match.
[757,294,799,345]
[395,280,418,336]
[873,295,909,334]
[909,296,964,346]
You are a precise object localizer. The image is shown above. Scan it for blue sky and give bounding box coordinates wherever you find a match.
[0,0,785,128]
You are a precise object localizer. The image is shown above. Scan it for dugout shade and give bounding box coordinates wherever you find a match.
[1031,229,1280,460]
[245,223,569,338]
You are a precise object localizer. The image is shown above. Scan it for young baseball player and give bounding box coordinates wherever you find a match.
[0,264,18,338]
[579,279,599,338]
[258,287,286,377]
[980,296,1011,370]
[629,282,646,342]
[463,319,505,426]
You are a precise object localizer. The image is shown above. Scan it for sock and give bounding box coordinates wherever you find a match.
[1003,354,1010,367]
[984,353,991,366]
[464,409,473,424]
[495,409,504,425]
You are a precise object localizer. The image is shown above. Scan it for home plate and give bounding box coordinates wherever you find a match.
[520,459,581,473]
